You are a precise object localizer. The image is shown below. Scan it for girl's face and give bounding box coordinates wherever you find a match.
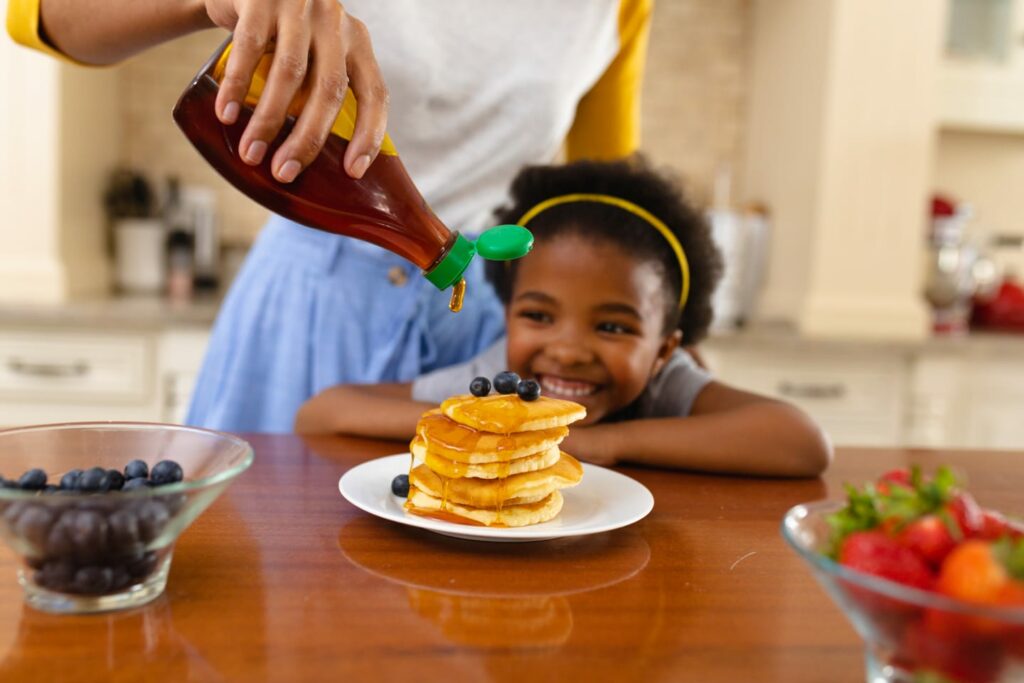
[506,233,681,424]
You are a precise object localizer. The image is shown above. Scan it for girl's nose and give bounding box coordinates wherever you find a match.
[544,338,596,367]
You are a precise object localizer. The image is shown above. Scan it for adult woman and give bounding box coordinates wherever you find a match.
[8,0,653,432]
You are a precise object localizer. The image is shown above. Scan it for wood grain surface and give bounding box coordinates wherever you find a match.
[0,435,1020,683]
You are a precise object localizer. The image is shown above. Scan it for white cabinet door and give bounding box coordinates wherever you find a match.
[701,346,908,447]
[0,329,159,426]
[940,0,1024,131]
[964,357,1024,450]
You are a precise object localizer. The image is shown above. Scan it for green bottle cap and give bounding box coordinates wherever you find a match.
[423,225,534,291]
[475,224,534,261]
[425,233,476,290]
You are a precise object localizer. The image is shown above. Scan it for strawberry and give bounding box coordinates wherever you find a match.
[839,531,935,590]
[900,617,1004,683]
[978,510,1024,542]
[898,515,957,566]
[946,492,984,538]
[877,468,912,495]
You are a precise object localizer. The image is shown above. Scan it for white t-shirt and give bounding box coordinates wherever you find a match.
[345,0,650,233]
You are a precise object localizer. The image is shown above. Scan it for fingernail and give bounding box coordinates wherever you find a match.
[277,159,301,183]
[222,101,240,124]
[244,140,267,165]
[351,154,371,178]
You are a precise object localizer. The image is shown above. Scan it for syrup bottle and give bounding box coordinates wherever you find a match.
[172,38,531,309]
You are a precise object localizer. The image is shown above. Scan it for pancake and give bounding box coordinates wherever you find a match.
[411,437,560,479]
[441,393,586,433]
[417,410,568,463]
[405,487,564,527]
[409,452,583,508]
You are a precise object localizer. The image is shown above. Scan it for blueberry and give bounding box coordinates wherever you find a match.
[77,467,107,493]
[0,478,18,489]
[46,513,77,558]
[391,474,410,497]
[127,551,158,579]
[149,460,183,486]
[122,477,151,492]
[35,560,75,591]
[493,371,520,395]
[59,469,83,491]
[516,379,542,402]
[72,566,113,594]
[124,460,148,480]
[14,504,55,550]
[469,376,491,397]
[42,485,59,494]
[107,508,141,550]
[136,501,169,542]
[69,509,109,563]
[18,469,47,491]
[105,470,126,491]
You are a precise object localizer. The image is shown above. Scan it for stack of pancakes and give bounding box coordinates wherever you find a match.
[405,393,586,527]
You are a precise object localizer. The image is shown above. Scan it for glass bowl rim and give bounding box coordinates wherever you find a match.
[781,499,1024,623]
[0,421,254,500]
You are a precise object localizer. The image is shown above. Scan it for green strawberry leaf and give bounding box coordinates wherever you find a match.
[993,537,1024,581]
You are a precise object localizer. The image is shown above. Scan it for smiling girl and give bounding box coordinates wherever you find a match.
[296,158,831,476]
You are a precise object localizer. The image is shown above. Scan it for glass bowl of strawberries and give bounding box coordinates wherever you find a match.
[782,467,1024,683]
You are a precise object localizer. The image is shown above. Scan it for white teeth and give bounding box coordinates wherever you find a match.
[539,376,599,398]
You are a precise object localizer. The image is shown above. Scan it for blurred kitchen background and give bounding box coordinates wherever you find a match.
[2,0,1023,448]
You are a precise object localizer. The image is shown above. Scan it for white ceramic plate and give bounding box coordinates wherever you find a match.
[339,453,654,542]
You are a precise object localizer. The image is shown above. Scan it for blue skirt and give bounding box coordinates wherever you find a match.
[186,217,505,433]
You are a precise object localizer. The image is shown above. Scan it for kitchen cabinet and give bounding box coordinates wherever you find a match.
[0,327,208,428]
[939,0,1024,132]
[702,346,909,447]
[705,332,1024,450]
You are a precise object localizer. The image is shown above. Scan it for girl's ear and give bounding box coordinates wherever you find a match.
[651,330,683,377]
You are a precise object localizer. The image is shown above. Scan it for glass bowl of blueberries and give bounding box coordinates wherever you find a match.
[0,422,253,614]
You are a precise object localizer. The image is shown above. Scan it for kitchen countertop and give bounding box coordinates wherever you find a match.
[705,319,1024,356]
[0,437,1019,682]
[0,295,221,331]
[0,295,1020,355]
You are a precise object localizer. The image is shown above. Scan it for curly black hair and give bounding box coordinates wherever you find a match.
[485,156,723,344]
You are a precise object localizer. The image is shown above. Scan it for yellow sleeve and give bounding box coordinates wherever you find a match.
[6,0,81,63]
[565,0,652,162]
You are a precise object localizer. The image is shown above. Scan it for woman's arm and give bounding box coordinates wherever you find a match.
[562,381,832,477]
[17,0,387,182]
[34,0,211,64]
[294,383,431,439]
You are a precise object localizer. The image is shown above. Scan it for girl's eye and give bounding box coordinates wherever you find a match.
[597,321,636,335]
[518,309,552,324]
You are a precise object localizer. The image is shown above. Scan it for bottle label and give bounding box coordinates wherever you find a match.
[213,44,398,156]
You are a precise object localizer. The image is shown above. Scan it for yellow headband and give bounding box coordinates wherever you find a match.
[516,193,690,310]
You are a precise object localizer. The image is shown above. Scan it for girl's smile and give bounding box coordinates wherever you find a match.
[505,233,680,424]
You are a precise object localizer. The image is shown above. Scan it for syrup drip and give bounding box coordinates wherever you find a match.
[448,278,466,313]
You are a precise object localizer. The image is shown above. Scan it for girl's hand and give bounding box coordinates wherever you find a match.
[562,427,619,467]
[206,0,388,182]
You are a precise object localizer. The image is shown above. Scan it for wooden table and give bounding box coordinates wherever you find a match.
[0,437,1020,683]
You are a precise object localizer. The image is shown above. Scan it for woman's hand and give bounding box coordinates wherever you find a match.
[206,0,388,182]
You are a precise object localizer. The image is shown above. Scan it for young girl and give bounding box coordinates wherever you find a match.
[295,158,832,477]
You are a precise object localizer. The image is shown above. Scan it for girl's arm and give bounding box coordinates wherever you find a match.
[562,381,832,477]
[294,383,431,439]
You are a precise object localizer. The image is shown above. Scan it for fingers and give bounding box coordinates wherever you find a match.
[342,18,388,179]
[270,3,349,182]
[238,14,311,172]
[214,7,272,129]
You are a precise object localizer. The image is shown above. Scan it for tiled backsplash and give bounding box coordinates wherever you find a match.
[118,1,750,244]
